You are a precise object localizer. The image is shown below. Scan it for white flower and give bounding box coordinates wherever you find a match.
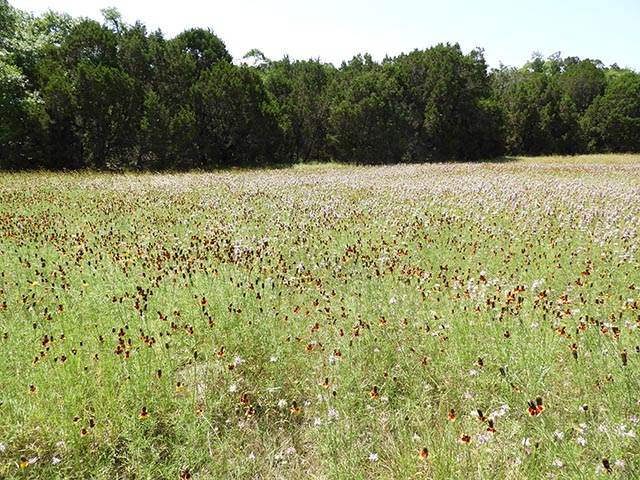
[52,457,61,465]
[229,384,237,393]
[270,356,278,363]
[552,458,563,468]
[233,355,244,366]
[286,446,297,455]
[576,436,586,447]
[248,451,255,461]
[490,405,510,419]
[368,453,378,462]
[314,417,322,426]
[277,399,288,408]
[327,407,339,420]
[0,443,5,453]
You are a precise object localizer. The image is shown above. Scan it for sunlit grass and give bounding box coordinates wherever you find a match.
[0,155,639,478]
[512,153,640,164]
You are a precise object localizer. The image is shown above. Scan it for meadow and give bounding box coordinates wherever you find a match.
[1,155,639,479]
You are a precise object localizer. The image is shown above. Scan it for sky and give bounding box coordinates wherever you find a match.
[11,0,640,71]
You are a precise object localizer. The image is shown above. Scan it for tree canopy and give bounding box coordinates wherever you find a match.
[1,2,638,170]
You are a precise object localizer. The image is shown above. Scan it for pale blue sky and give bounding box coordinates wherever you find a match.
[12,0,640,70]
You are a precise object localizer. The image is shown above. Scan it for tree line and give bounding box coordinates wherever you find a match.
[1,1,639,170]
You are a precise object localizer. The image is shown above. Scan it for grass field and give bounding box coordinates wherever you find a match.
[1,155,639,479]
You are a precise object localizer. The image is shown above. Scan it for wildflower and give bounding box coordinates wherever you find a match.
[368,453,378,462]
[52,457,61,465]
[552,458,563,468]
[614,459,625,470]
[229,384,237,393]
[314,417,322,426]
[472,409,487,422]
[419,447,429,460]
[490,405,510,419]
[370,386,379,399]
[0,443,5,452]
[527,396,545,416]
[248,451,255,461]
[476,434,489,445]
[486,419,497,433]
[327,406,338,421]
[233,355,244,366]
[576,436,587,447]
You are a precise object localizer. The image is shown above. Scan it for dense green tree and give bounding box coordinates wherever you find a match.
[265,57,335,162]
[397,44,503,161]
[2,1,640,170]
[559,59,606,113]
[327,54,409,164]
[582,70,640,152]
[173,28,231,74]
[73,60,144,168]
[192,62,284,167]
[0,59,48,168]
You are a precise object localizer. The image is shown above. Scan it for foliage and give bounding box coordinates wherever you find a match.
[397,44,504,161]
[582,71,640,152]
[327,54,409,164]
[0,1,639,170]
[192,62,284,168]
[265,57,334,163]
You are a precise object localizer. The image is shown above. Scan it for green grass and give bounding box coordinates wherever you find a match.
[1,155,639,478]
